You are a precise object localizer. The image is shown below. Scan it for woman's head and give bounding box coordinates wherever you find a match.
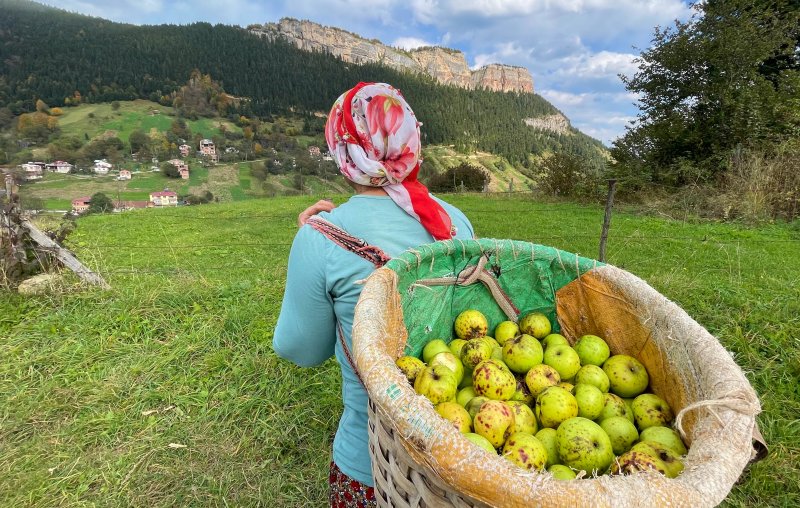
[325,82,421,187]
[325,82,453,240]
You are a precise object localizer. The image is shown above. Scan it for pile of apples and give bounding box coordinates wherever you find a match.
[395,309,687,479]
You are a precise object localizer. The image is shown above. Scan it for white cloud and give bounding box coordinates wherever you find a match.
[557,50,639,80]
[392,37,434,50]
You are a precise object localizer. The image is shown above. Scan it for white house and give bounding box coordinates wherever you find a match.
[118,169,132,180]
[45,160,73,173]
[21,162,43,180]
[93,159,112,174]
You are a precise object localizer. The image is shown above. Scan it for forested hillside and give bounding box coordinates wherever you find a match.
[0,0,606,167]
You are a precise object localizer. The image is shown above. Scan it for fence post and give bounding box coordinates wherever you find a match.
[598,179,617,262]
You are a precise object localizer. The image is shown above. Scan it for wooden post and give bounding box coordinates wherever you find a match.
[20,219,110,289]
[598,179,617,262]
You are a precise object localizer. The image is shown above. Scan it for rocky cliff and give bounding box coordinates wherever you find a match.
[524,114,571,135]
[249,18,534,94]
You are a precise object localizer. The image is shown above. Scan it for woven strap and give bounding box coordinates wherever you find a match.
[306,215,391,388]
[415,253,520,321]
[306,216,392,269]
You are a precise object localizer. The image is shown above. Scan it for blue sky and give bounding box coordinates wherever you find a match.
[37,0,694,145]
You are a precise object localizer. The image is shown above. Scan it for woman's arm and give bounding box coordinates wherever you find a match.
[273,226,336,367]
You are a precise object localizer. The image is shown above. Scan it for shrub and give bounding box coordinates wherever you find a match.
[427,163,489,193]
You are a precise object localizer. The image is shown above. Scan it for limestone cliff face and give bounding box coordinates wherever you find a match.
[250,18,534,94]
[524,114,571,135]
[472,64,534,94]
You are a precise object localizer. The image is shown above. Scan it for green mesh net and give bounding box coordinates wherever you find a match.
[384,238,603,358]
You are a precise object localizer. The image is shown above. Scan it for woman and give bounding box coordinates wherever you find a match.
[273,82,474,507]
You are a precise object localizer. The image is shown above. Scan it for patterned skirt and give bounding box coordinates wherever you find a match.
[329,461,377,508]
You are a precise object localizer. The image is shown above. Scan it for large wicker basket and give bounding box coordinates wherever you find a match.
[352,239,765,508]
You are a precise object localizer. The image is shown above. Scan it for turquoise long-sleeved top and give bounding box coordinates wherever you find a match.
[273,194,474,486]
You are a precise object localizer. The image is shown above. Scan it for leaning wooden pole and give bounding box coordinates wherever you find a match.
[598,179,617,262]
[20,219,111,289]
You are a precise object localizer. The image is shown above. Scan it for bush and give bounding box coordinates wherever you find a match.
[537,153,603,199]
[427,163,489,193]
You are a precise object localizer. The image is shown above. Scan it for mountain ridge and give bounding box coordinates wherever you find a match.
[249,18,535,94]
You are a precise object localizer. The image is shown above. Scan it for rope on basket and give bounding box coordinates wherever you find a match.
[414,253,519,321]
[674,388,762,443]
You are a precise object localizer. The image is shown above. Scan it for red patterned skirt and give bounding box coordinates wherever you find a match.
[329,461,377,508]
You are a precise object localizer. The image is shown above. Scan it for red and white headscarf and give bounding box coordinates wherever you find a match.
[325,82,454,240]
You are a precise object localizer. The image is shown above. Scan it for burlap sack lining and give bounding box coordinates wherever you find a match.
[353,249,764,507]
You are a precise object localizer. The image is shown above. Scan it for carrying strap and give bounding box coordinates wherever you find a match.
[306,216,392,388]
[306,216,392,269]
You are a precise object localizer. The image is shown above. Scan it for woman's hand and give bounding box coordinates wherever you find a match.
[298,199,336,227]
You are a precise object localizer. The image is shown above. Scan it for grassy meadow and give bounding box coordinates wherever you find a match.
[1,195,799,506]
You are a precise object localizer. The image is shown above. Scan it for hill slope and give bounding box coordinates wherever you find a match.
[0,0,606,168]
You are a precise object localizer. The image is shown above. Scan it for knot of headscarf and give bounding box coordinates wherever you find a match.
[324,82,454,241]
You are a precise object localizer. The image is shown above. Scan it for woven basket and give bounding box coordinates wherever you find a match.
[352,239,765,508]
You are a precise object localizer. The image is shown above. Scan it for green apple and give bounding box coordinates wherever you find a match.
[573,334,610,366]
[557,381,574,393]
[429,351,465,385]
[556,417,614,474]
[543,344,581,380]
[599,416,639,455]
[473,360,516,401]
[507,400,538,434]
[510,376,534,404]
[603,355,649,398]
[525,364,561,397]
[395,356,425,385]
[548,464,577,480]
[464,432,497,453]
[610,450,668,476]
[573,365,610,393]
[482,336,501,349]
[632,441,684,478]
[491,345,504,362]
[502,333,544,373]
[454,309,489,339]
[542,333,570,350]
[422,339,451,363]
[535,428,560,468]
[494,321,520,346]
[456,386,477,407]
[519,312,552,339]
[449,338,468,358]
[502,432,547,471]
[598,392,634,422]
[414,364,458,404]
[435,401,472,433]
[460,338,494,370]
[639,426,687,455]
[632,393,674,430]
[535,386,579,429]
[473,400,516,448]
[466,396,490,420]
[573,383,605,420]
[459,367,474,388]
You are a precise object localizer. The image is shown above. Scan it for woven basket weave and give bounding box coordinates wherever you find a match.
[352,239,765,508]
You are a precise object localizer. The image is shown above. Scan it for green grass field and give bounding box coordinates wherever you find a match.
[1,196,798,506]
[56,100,241,143]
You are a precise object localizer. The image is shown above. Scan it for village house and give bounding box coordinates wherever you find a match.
[199,139,218,163]
[71,196,91,213]
[118,169,132,180]
[168,159,190,179]
[308,146,321,157]
[45,160,73,173]
[149,190,178,207]
[93,159,112,174]
[20,162,44,181]
[179,144,191,157]
[114,200,149,211]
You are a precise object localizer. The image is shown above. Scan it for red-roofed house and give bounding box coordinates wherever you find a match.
[200,139,218,163]
[150,190,178,207]
[118,169,132,180]
[72,196,91,213]
[168,159,190,180]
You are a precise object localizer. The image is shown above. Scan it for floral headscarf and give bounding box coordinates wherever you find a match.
[325,82,454,240]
